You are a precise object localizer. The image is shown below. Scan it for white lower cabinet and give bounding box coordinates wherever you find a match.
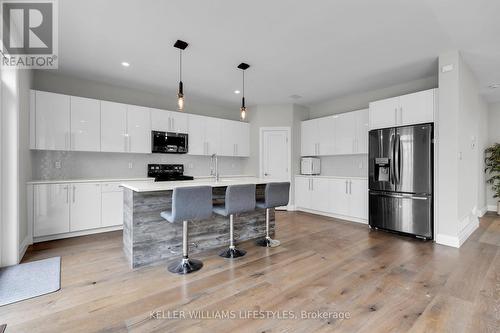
[101,183,124,227]
[69,183,101,231]
[295,176,368,222]
[34,184,70,237]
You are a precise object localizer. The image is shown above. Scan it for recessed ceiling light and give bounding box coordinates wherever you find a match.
[234,90,241,94]
[488,83,500,89]
[121,62,130,67]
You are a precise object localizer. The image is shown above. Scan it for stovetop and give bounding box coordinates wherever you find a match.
[147,164,194,182]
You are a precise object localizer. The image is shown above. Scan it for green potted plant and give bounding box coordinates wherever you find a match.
[485,143,500,215]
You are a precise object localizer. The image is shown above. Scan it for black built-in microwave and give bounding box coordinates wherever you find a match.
[151,131,188,154]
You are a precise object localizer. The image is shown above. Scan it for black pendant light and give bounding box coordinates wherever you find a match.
[174,40,188,111]
[238,63,250,120]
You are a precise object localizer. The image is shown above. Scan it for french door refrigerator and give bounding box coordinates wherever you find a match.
[368,123,433,239]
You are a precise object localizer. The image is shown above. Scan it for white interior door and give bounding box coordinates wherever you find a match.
[261,128,290,181]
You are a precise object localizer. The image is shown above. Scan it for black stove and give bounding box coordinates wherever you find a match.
[147,164,194,182]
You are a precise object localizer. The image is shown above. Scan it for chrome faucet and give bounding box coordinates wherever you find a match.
[210,153,220,182]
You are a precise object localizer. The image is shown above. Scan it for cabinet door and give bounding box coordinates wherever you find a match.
[354,109,369,154]
[294,177,311,209]
[34,184,70,236]
[400,89,435,126]
[310,178,331,212]
[70,183,101,231]
[150,108,170,132]
[70,96,101,151]
[35,91,70,150]
[369,97,399,130]
[334,113,356,155]
[318,116,336,156]
[127,105,151,153]
[217,119,236,156]
[170,111,188,133]
[235,121,250,156]
[204,117,220,155]
[101,101,127,152]
[187,114,206,155]
[101,184,123,227]
[349,179,368,220]
[301,120,317,156]
[329,178,350,216]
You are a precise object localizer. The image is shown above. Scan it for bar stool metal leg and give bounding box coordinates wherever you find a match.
[220,214,247,258]
[168,220,203,274]
[256,208,281,247]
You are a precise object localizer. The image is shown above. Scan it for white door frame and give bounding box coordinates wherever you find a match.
[259,127,291,181]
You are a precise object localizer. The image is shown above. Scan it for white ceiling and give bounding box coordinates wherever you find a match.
[55,0,500,107]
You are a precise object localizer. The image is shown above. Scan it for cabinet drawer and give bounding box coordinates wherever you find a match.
[101,182,123,193]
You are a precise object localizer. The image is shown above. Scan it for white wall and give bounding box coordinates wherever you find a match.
[487,102,500,208]
[436,51,489,247]
[1,67,32,266]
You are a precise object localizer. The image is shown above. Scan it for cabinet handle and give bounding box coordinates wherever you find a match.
[311,179,314,191]
[394,108,398,124]
[72,185,76,203]
[172,118,175,131]
[66,185,69,203]
[349,180,352,194]
[399,106,403,124]
[345,180,348,194]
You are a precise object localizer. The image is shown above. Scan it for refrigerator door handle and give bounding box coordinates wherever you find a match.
[390,134,396,185]
[395,134,401,185]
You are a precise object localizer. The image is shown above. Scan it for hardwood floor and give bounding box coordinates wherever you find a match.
[1,212,499,332]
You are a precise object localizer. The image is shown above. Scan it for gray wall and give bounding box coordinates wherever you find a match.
[31,71,250,180]
[244,103,309,206]
[33,70,240,120]
[308,75,438,119]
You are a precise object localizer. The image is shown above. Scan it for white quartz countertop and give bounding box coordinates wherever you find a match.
[121,177,284,192]
[295,175,368,180]
[26,177,154,185]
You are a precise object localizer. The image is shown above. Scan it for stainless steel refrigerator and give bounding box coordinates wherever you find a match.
[368,123,433,239]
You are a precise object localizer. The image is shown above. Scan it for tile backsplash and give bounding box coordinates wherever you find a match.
[31,150,249,180]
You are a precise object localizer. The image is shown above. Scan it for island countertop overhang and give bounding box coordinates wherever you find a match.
[120,177,282,192]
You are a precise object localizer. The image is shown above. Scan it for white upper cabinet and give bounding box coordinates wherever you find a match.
[187,114,206,155]
[399,89,435,126]
[334,112,356,155]
[101,101,127,152]
[369,88,436,130]
[301,120,318,156]
[300,109,368,157]
[151,108,188,133]
[33,91,70,150]
[126,105,151,153]
[369,96,400,130]
[354,109,369,154]
[70,96,101,151]
[30,90,248,156]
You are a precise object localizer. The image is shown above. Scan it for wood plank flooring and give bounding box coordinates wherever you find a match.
[1,211,499,332]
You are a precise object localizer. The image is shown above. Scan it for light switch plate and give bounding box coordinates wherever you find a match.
[55,161,61,169]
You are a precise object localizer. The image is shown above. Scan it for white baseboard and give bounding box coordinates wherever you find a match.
[459,218,479,246]
[478,206,488,217]
[33,225,123,243]
[295,207,368,225]
[18,235,32,261]
[435,234,460,248]
[487,205,497,212]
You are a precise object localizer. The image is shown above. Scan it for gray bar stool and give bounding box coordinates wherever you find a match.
[161,185,213,274]
[255,182,290,248]
[213,184,256,258]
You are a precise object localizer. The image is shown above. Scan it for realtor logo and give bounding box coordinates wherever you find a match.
[0,0,58,68]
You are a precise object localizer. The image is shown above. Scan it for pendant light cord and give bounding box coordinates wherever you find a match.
[179,49,182,82]
[242,70,245,97]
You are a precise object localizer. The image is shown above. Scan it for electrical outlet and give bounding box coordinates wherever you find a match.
[128,162,133,169]
[188,163,194,169]
[55,161,61,169]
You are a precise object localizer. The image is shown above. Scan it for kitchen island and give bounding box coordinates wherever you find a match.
[120,177,280,268]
